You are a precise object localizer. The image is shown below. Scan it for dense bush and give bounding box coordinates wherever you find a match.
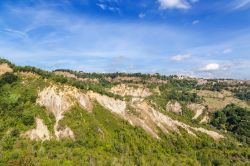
[211,104,250,145]
[196,82,227,92]
[0,72,18,84]
[234,90,250,102]
[166,90,202,103]
[21,113,35,126]
[168,78,197,89]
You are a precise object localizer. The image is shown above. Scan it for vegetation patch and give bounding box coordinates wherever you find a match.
[211,104,250,146]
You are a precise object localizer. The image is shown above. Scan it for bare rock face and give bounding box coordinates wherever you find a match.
[0,63,13,75]
[109,84,152,98]
[87,91,126,114]
[187,103,205,119]
[22,118,50,141]
[166,101,182,114]
[37,85,92,139]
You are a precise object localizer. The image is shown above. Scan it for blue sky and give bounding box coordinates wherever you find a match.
[0,0,250,79]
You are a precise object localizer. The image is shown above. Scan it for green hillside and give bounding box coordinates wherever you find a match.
[0,59,249,165]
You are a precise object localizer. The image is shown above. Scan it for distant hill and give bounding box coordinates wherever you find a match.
[0,58,249,165]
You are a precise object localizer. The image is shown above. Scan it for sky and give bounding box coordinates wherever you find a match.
[0,0,250,79]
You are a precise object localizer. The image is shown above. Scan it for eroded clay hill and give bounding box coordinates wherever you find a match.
[25,84,224,141]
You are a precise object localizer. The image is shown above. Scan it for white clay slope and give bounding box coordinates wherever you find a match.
[36,85,92,139]
[22,118,50,141]
[187,103,205,120]
[88,92,224,140]
[34,85,224,141]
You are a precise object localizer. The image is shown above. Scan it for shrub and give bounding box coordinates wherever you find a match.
[1,72,18,84]
[22,113,35,126]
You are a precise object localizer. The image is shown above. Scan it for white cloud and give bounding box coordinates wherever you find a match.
[171,53,191,61]
[2,28,27,39]
[201,63,220,71]
[222,48,232,54]
[96,3,121,13]
[192,20,199,25]
[138,13,146,19]
[158,0,191,9]
[233,0,250,9]
[96,3,107,10]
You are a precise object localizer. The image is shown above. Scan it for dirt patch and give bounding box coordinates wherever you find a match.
[166,101,182,114]
[22,118,50,141]
[0,63,13,75]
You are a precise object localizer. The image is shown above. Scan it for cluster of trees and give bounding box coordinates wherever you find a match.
[166,90,202,103]
[55,69,169,81]
[168,78,198,89]
[196,82,228,92]
[233,89,250,103]
[211,104,250,145]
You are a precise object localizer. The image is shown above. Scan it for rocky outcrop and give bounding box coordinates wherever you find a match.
[22,118,50,141]
[166,101,182,114]
[109,84,151,98]
[36,85,92,139]
[0,63,13,75]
